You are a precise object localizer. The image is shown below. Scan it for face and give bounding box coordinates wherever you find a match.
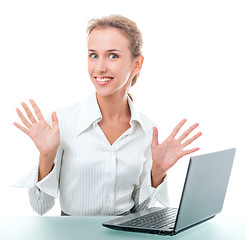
[87,27,142,98]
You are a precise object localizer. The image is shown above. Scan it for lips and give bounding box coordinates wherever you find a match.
[94,76,114,85]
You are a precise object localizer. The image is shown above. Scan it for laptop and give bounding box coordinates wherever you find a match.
[102,148,236,236]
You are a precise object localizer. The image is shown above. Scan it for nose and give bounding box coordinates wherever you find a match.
[95,57,107,74]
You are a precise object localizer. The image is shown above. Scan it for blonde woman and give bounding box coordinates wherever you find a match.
[14,15,202,216]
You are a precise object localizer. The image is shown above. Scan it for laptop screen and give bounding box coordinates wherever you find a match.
[174,148,236,232]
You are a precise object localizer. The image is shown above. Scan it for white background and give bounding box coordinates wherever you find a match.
[0,0,245,216]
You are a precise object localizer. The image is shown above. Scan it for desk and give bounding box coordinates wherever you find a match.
[0,214,245,240]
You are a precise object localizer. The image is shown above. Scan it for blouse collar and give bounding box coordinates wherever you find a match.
[77,91,148,136]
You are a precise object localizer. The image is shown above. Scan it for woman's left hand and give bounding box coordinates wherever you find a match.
[151,119,202,187]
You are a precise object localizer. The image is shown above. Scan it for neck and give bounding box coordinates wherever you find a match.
[96,92,130,121]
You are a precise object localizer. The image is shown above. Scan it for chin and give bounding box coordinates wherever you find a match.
[95,88,114,98]
[95,88,127,99]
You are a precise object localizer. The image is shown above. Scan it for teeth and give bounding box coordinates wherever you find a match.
[96,77,112,82]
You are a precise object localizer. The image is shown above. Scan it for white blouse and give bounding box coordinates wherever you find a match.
[14,92,170,216]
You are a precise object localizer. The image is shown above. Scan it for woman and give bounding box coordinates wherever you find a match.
[14,15,202,216]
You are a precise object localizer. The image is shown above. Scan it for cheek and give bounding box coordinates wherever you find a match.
[110,63,121,75]
[112,61,132,78]
[88,60,95,74]
[119,64,133,80]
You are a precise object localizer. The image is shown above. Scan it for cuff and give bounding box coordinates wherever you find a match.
[139,171,156,205]
[153,174,171,207]
[12,162,59,198]
[36,163,59,198]
[11,164,39,188]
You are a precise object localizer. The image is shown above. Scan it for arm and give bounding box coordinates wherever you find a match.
[131,150,170,213]
[151,119,202,188]
[13,99,61,215]
[28,145,63,215]
[132,119,202,212]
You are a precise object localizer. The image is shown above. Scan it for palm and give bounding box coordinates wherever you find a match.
[152,136,186,172]
[151,119,202,173]
[29,120,60,155]
[14,99,60,156]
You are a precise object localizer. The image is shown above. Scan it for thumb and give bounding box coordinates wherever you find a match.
[152,127,159,146]
[51,112,59,129]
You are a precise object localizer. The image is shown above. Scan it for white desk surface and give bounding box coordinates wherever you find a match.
[0,214,245,240]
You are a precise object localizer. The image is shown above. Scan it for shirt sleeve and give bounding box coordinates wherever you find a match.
[12,145,63,215]
[35,145,64,198]
[12,110,64,215]
[131,150,171,213]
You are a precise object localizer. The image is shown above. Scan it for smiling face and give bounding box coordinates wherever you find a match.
[87,27,140,98]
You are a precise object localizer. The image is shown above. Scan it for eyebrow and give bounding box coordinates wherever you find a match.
[88,49,121,52]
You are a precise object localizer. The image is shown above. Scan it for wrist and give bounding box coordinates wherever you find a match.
[151,164,167,188]
[151,163,167,178]
[39,146,58,158]
[38,152,56,181]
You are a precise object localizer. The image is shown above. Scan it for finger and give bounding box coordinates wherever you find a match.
[21,102,37,124]
[16,108,32,129]
[170,118,187,138]
[183,147,200,156]
[182,132,202,148]
[29,99,45,121]
[178,123,199,142]
[13,122,29,135]
[51,112,59,129]
[151,127,159,146]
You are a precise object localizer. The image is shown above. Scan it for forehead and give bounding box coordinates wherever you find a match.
[87,27,130,51]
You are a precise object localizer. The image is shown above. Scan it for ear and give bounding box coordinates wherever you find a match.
[132,55,144,75]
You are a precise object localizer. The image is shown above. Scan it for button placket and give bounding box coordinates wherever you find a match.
[106,149,116,213]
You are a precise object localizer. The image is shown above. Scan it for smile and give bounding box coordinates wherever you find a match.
[95,77,114,85]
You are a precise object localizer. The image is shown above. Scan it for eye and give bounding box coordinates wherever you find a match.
[89,53,98,59]
[108,53,118,59]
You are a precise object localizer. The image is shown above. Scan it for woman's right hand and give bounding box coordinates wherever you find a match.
[13,99,60,164]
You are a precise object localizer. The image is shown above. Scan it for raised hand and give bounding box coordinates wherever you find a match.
[13,99,60,157]
[151,119,202,187]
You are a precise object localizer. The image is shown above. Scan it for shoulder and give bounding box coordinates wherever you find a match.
[44,102,81,132]
[55,101,81,120]
[138,112,157,137]
[55,92,94,120]
[46,97,87,128]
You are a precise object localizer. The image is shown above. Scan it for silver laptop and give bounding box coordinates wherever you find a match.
[102,148,236,236]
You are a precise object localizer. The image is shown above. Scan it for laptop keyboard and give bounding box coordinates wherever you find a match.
[119,208,178,229]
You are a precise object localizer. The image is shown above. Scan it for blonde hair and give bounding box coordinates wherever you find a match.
[86,15,143,101]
